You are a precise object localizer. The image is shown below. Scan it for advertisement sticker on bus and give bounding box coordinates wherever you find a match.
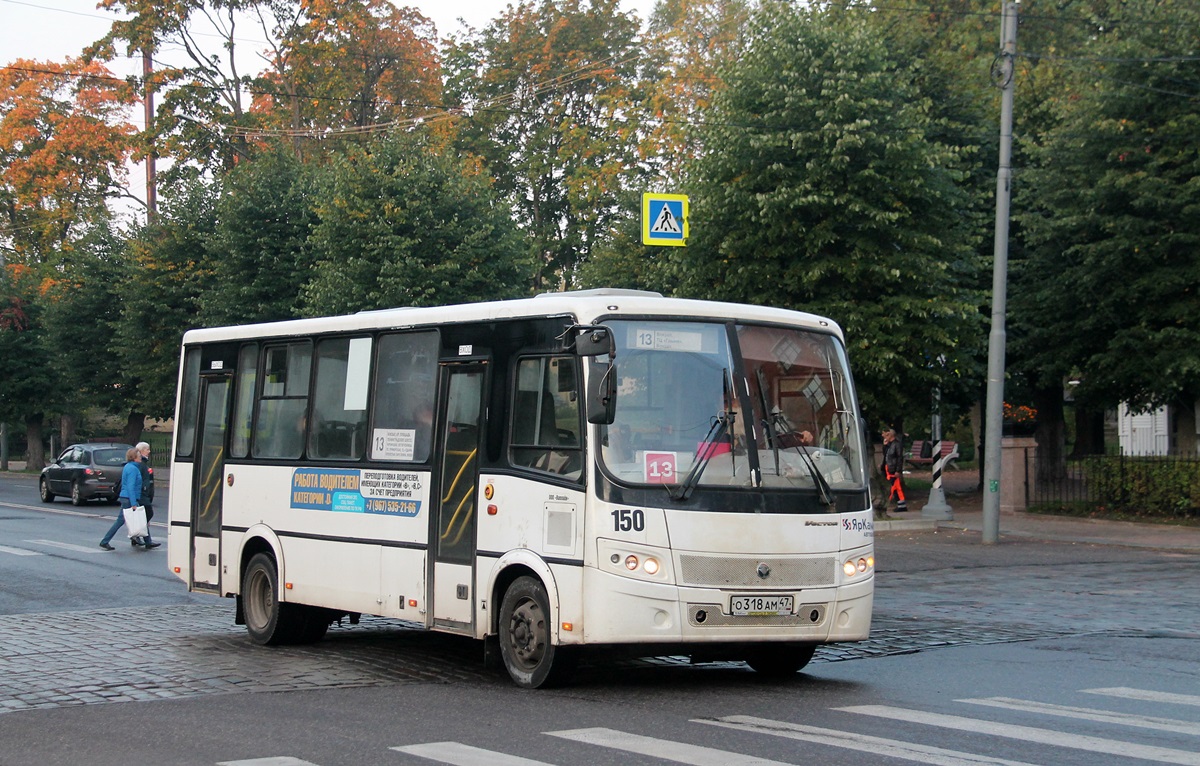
[290,467,427,517]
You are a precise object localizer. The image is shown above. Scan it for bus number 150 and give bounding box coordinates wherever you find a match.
[611,509,645,532]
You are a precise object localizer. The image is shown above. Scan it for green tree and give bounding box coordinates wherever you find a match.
[676,2,985,426]
[444,0,645,289]
[202,145,316,325]
[115,174,218,441]
[300,129,532,315]
[0,265,55,467]
[38,219,126,440]
[1017,0,1200,438]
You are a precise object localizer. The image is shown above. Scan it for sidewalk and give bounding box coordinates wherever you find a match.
[880,467,1200,552]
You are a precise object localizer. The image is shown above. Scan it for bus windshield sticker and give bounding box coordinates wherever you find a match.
[633,328,705,353]
[643,451,678,484]
[372,427,416,461]
[291,467,425,517]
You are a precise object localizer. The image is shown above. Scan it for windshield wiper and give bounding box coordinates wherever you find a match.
[771,408,836,508]
[670,410,733,502]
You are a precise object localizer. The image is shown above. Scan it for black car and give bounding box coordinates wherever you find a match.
[39,443,133,506]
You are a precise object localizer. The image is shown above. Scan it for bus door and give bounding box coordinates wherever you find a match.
[431,362,486,632]
[190,373,232,592]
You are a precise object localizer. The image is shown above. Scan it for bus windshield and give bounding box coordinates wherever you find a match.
[599,319,867,494]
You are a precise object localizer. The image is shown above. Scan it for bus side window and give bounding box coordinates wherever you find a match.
[253,342,312,459]
[309,337,371,461]
[510,356,582,479]
[369,331,439,463]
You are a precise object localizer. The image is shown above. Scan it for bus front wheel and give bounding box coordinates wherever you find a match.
[745,642,818,678]
[498,576,574,688]
[242,552,308,645]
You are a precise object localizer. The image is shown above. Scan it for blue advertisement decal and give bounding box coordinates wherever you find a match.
[290,468,424,517]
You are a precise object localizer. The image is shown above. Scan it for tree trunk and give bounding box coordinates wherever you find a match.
[0,421,8,470]
[1033,385,1066,484]
[122,411,145,446]
[25,413,45,471]
[1070,406,1106,457]
[61,413,77,446]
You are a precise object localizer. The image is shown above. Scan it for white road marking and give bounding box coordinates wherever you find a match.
[697,715,1042,766]
[217,759,320,766]
[0,545,42,556]
[961,697,1200,736]
[25,539,105,554]
[547,727,791,765]
[1084,688,1200,708]
[838,705,1200,765]
[391,742,556,766]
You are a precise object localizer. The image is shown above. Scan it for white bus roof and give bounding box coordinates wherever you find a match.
[180,290,844,345]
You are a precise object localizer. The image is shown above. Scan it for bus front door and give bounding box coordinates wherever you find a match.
[431,363,486,632]
[191,375,231,592]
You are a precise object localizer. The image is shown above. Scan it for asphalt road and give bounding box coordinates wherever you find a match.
[1,469,1197,766]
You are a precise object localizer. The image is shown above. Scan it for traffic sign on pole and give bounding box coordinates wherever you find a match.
[642,193,688,246]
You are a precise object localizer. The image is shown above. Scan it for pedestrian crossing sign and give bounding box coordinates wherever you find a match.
[642,193,688,247]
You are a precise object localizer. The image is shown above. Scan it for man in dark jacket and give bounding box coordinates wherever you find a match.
[134,441,161,549]
[882,428,908,512]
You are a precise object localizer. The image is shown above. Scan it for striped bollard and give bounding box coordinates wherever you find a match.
[921,439,953,520]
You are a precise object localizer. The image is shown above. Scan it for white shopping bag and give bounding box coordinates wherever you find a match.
[123,505,149,539]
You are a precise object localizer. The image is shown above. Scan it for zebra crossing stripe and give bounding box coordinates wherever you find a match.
[0,545,41,556]
[391,742,555,766]
[25,539,105,553]
[697,715,1041,766]
[961,697,1200,736]
[547,727,792,765]
[838,705,1200,766]
[217,759,320,766]
[1084,688,1200,708]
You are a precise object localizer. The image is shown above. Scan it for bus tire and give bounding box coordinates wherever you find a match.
[498,576,574,689]
[242,552,304,645]
[745,642,817,678]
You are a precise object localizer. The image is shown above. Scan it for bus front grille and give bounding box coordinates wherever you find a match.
[678,555,836,588]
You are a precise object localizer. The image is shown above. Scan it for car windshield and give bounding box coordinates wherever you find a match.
[598,319,867,494]
[93,449,127,467]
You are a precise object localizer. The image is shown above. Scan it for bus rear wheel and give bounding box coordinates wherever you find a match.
[745,642,818,678]
[498,576,574,688]
[242,552,311,645]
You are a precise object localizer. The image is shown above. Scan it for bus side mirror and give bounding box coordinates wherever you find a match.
[586,359,617,425]
[573,326,615,358]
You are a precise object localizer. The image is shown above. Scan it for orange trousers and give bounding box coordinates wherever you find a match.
[886,470,906,505]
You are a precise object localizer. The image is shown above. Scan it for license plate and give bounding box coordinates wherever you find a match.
[730,594,793,616]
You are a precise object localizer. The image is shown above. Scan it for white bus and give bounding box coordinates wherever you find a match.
[167,289,875,687]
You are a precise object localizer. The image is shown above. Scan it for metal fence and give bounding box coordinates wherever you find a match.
[1027,451,1200,518]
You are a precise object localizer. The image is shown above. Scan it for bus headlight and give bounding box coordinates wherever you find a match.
[599,539,672,583]
[843,555,874,578]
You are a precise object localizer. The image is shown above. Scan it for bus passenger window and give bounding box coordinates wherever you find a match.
[510,356,582,479]
[253,342,311,459]
[309,337,371,460]
[370,331,438,463]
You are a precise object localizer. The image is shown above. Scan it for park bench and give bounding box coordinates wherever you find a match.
[905,440,960,470]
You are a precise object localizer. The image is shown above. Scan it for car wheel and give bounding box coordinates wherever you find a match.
[39,478,55,503]
[70,479,85,506]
